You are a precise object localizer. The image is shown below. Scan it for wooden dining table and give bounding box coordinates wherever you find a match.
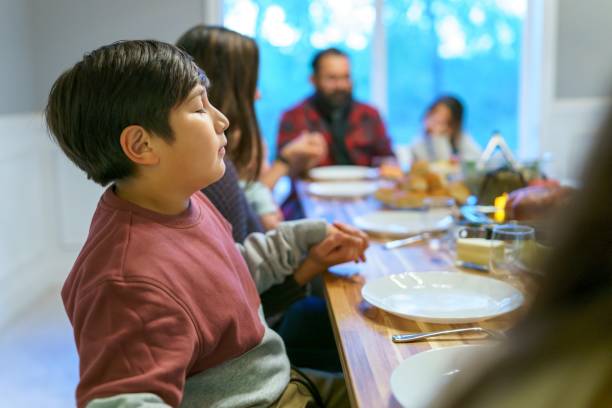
[295,180,533,408]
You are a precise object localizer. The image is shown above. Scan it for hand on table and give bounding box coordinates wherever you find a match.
[294,222,369,285]
[310,222,369,266]
[505,184,573,220]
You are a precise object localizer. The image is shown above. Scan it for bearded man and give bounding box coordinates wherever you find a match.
[276,48,393,171]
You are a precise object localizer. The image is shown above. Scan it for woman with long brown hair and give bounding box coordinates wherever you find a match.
[178,25,264,181]
[178,26,325,230]
[177,26,345,382]
[410,95,482,163]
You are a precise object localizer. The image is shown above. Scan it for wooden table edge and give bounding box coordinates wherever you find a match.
[323,272,360,408]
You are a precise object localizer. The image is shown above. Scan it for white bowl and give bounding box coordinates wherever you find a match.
[391,344,495,408]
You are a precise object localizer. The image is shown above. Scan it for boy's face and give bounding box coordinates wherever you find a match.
[158,85,229,192]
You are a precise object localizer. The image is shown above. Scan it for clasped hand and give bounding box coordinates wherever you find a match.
[293,221,369,285]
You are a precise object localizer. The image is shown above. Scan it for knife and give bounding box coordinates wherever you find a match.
[460,206,493,225]
[455,260,489,272]
[383,215,454,250]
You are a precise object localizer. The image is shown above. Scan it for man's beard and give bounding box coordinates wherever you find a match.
[318,89,352,110]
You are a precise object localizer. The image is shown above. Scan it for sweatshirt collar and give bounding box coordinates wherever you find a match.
[101,186,203,228]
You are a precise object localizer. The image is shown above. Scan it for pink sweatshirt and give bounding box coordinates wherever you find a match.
[62,188,266,407]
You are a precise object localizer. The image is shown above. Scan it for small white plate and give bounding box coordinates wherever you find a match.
[391,344,493,408]
[361,271,523,323]
[353,209,453,237]
[309,165,377,181]
[308,181,378,198]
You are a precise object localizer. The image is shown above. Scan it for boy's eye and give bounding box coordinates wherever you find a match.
[197,109,207,113]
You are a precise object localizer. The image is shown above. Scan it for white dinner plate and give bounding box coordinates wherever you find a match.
[353,209,453,237]
[307,181,378,198]
[361,271,523,323]
[391,344,494,408]
[308,165,377,181]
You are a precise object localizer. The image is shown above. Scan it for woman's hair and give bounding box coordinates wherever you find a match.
[425,95,464,151]
[437,98,612,407]
[177,25,263,181]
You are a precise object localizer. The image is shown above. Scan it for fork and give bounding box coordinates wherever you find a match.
[383,232,431,250]
[391,327,506,343]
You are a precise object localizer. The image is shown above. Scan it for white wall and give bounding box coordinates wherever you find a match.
[555,0,612,99]
[0,0,35,113]
[30,0,212,112]
[0,0,223,327]
[0,113,75,327]
[520,0,611,184]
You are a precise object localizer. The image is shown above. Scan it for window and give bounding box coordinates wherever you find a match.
[224,0,525,157]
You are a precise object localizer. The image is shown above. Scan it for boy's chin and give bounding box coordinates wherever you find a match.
[199,162,226,190]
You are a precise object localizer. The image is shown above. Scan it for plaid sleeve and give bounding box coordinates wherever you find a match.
[371,110,394,157]
[277,108,305,153]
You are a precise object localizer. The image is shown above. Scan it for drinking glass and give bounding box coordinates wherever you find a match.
[446,225,486,252]
[489,224,536,283]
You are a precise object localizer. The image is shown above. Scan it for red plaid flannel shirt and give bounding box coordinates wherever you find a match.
[276,96,394,166]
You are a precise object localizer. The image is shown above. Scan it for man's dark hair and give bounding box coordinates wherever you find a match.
[311,47,348,75]
[45,40,203,186]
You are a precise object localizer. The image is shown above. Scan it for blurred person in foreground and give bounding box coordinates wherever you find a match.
[433,98,612,408]
[410,95,481,163]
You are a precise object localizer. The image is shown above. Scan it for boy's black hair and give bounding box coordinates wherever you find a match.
[45,40,204,186]
[311,47,348,75]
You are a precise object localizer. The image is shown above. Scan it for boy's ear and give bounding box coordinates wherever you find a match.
[119,125,159,165]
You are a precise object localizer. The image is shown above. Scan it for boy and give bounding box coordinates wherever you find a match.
[46,40,368,407]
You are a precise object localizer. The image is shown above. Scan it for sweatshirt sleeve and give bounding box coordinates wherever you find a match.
[87,393,171,408]
[74,280,199,408]
[236,219,327,293]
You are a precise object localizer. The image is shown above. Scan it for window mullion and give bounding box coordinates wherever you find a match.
[371,0,388,118]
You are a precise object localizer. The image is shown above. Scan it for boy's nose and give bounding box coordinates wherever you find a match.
[216,111,230,133]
